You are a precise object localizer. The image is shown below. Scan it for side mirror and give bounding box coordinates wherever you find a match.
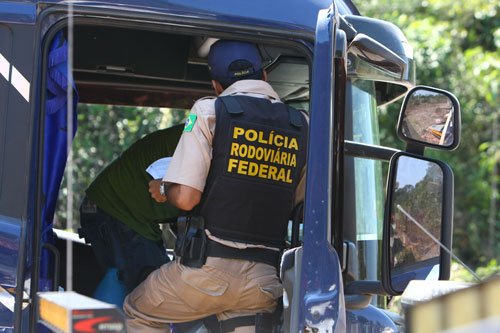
[382,153,453,295]
[397,86,461,150]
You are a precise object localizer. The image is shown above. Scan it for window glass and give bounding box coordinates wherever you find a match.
[351,79,385,280]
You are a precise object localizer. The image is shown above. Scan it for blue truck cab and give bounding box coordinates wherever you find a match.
[0,0,461,332]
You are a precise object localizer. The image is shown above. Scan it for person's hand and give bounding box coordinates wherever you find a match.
[149,179,167,203]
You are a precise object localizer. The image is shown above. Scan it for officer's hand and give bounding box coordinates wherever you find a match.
[149,179,167,203]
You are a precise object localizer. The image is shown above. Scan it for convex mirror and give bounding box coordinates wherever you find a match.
[382,152,453,295]
[398,86,461,150]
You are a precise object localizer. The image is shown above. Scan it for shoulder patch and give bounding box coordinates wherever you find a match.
[183,114,197,132]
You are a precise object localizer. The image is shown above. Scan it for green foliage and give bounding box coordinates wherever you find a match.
[451,260,500,283]
[55,104,188,229]
[357,0,499,268]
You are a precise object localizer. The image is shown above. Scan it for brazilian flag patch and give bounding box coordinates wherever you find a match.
[184,114,197,132]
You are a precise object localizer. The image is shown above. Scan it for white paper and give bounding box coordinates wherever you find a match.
[146,157,172,179]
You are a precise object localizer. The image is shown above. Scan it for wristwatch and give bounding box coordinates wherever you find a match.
[159,181,169,197]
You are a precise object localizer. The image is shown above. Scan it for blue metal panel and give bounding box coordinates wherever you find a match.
[0,0,356,29]
[0,2,36,24]
[0,216,21,287]
[299,5,344,332]
[0,303,14,332]
[0,215,21,330]
[0,18,39,333]
[0,24,11,201]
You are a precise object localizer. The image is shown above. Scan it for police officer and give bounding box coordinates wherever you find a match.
[123,40,308,332]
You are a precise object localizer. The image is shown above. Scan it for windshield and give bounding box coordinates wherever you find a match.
[350,79,385,281]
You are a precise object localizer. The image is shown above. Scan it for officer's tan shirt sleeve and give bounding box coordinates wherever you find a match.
[163,98,216,192]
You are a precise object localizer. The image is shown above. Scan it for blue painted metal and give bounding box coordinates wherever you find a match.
[0,303,14,332]
[0,2,36,24]
[0,0,356,29]
[299,5,344,332]
[347,305,399,332]
[0,216,21,287]
[0,215,21,330]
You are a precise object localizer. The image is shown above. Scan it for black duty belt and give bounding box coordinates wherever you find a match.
[206,239,280,269]
[219,313,274,332]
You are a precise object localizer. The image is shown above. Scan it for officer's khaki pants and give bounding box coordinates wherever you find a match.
[123,257,282,332]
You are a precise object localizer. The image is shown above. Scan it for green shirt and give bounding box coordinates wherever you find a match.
[86,125,183,241]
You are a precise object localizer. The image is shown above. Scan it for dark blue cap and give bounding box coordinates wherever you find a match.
[208,40,262,82]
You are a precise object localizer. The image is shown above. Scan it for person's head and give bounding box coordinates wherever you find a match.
[208,40,266,94]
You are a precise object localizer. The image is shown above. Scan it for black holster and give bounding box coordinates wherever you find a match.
[175,215,207,268]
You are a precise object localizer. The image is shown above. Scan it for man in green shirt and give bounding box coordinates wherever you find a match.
[79,124,183,293]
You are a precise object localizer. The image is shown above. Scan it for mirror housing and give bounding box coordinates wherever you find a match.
[348,33,406,81]
[343,14,415,106]
[397,86,461,151]
[382,152,453,295]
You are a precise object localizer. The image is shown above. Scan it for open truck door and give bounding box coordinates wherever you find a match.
[0,3,79,331]
[0,3,40,331]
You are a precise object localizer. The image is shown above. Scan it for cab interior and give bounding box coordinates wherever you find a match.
[72,25,311,108]
[46,23,311,305]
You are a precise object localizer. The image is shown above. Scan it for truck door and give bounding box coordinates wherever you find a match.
[0,3,41,331]
[299,4,347,332]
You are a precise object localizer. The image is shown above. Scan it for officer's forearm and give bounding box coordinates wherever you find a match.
[166,184,202,211]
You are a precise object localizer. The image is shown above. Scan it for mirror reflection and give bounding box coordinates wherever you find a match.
[389,156,443,291]
[401,88,455,147]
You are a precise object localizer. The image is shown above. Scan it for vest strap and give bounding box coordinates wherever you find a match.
[206,239,280,269]
[288,107,304,127]
[220,96,245,114]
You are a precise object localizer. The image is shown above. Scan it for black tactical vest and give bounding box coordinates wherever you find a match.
[198,95,308,247]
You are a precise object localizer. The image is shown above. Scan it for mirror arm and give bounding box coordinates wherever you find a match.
[345,140,399,161]
[405,142,424,156]
[339,15,357,42]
